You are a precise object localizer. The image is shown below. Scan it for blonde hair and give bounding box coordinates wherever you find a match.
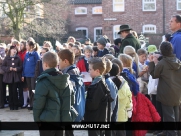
[118,54,133,74]
[67,36,76,43]
[88,57,106,75]
[103,54,115,61]
[123,46,139,74]
[105,58,112,74]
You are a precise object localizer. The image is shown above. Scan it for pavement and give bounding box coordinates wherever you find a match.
[0,106,153,136]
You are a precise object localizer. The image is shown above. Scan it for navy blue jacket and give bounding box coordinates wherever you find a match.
[97,48,109,57]
[23,51,40,77]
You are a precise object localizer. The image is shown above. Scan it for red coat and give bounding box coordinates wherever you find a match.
[132,93,161,136]
[77,58,91,86]
[18,50,27,62]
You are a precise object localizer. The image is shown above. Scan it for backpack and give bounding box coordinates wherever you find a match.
[67,65,86,122]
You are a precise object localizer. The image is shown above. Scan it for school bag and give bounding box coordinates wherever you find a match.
[67,65,86,122]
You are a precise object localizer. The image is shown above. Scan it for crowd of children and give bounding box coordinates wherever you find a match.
[0,31,181,136]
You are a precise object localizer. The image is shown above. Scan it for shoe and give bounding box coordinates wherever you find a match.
[28,107,33,110]
[10,107,14,110]
[22,104,28,108]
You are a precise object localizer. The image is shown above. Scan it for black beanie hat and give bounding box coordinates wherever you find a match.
[97,37,107,46]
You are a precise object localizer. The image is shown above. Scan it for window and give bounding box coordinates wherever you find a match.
[113,0,125,12]
[143,24,156,33]
[142,0,156,11]
[92,6,102,14]
[94,27,102,41]
[177,0,181,10]
[75,7,87,15]
[113,25,121,39]
[76,27,88,38]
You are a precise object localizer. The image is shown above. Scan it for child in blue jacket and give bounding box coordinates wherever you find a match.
[22,39,40,110]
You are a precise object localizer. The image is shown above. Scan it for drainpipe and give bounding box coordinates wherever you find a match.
[163,0,165,34]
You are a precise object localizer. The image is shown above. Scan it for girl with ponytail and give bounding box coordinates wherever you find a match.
[22,39,40,110]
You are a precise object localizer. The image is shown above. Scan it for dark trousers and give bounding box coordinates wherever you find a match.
[161,103,179,136]
[88,130,103,136]
[179,104,181,136]
[17,82,24,107]
[8,82,18,108]
[26,77,35,107]
[0,74,6,107]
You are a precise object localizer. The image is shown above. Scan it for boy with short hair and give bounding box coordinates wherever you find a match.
[58,49,85,121]
[84,57,113,136]
[97,37,109,57]
[33,52,74,136]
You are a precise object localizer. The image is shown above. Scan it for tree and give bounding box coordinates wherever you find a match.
[0,0,70,41]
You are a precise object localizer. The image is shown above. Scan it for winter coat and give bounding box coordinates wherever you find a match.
[120,33,141,53]
[33,68,75,122]
[105,75,118,112]
[97,48,109,57]
[149,55,181,106]
[132,93,161,136]
[76,57,91,86]
[2,55,22,83]
[23,51,40,77]
[170,29,181,60]
[117,77,132,122]
[84,77,112,122]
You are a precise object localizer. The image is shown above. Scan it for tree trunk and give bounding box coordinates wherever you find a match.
[13,28,21,41]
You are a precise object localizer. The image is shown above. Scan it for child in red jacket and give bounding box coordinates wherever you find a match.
[77,46,93,88]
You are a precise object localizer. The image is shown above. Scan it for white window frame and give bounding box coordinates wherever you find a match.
[92,6,102,14]
[75,7,87,15]
[76,27,88,38]
[177,0,181,10]
[143,24,156,33]
[142,0,156,11]
[113,25,121,39]
[94,27,102,41]
[113,0,125,12]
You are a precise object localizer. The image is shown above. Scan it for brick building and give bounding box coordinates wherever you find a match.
[68,0,181,46]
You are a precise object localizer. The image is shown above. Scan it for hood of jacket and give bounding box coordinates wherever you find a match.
[37,68,70,90]
[163,55,181,70]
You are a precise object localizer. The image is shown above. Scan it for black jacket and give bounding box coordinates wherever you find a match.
[84,78,113,122]
[97,48,109,57]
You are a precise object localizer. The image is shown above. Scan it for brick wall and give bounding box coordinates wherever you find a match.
[67,1,181,45]
[68,4,103,42]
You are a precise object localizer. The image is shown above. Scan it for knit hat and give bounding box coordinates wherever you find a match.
[147,45,158,54]
[97,37,107,46]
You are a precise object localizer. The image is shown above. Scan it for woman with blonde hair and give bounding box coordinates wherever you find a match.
[123,46,139,78]
[67,36,76,44]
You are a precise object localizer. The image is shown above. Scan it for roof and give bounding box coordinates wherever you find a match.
[73,0,102,4]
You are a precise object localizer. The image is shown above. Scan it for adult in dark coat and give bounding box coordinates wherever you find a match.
[118,25,141,53]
